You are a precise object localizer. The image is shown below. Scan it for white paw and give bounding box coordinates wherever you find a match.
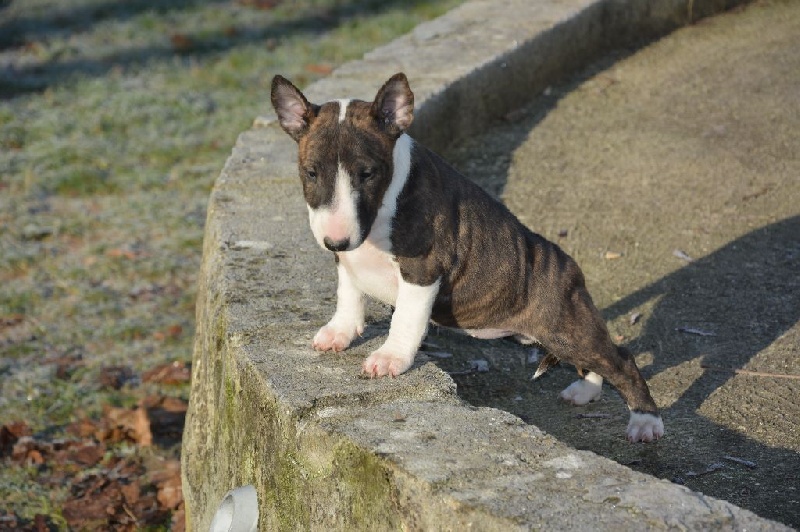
[312,322,363,352]
[626,411,664,443]
[559,372,603,405]
[362,349,414,378]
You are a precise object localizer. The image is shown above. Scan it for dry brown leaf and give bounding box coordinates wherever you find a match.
[121,482,140,506]
[157,475,183,510]
[67,417,99,439]
[169,33,194,52]
[0,421,31,457]
[64,441,106,467]
[102,406,153,446]
[153,324,183,342]
[142,396,187,446]
[99,365,136,390]
[171,506,186,532]
[142,361,190,384]
[305,63,334,75]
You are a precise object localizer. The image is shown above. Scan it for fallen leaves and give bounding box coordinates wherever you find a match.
[305,63,334,75]
[142,360,191,385]
[61,457,173,530]
[169,33,195,53]
[0,421,31,457]
[0,361,189,530]
[152,324,184,342]
[105,244,149,261]
[99,365,138,390]
[101,405,153,447]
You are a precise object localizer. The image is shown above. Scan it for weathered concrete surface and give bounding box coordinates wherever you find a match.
[182,0,791,530]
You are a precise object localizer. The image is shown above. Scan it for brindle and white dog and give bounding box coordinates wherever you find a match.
[271,73,664,442]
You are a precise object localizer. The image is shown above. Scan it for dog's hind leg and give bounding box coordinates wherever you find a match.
[538,289,664,442]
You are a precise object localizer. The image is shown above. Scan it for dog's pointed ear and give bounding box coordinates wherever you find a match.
[371,73,414,138]
[271,75,318,142]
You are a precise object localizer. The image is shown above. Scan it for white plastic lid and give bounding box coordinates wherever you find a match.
[209,485,259,532]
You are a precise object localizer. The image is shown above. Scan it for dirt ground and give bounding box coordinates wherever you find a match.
[432,0,799,526]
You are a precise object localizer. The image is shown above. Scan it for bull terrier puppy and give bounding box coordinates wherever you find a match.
[271,73,664,442]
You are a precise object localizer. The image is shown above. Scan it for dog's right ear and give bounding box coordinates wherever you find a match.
[271,75,318,142]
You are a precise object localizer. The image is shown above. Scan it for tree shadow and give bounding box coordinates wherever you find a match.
[448,216,800,526]
[435,56,800,527]
[0,0,434,99]
[606,216,800,412]
[0,0,230,50]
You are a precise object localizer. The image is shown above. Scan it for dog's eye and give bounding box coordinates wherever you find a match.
[305,169,317,182]
[359,169,374,182]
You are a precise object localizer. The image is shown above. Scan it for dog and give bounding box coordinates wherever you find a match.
[270,73,664,442]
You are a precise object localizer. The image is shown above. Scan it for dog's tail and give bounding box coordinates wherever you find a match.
[532,352,560,380]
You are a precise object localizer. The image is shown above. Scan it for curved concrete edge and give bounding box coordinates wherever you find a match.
[182,0,789,530]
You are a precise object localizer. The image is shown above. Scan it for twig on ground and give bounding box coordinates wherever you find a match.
[686,462,724,478]
[676,327,716,336]
[723,455,757,469]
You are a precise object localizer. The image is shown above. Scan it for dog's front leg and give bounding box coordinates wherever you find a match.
[313,263,365,352]
[362,278,440,378]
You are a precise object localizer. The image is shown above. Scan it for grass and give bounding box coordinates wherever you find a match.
[0,0,463,525]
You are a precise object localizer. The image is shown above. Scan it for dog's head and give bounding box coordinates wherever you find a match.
[270,73,414,252]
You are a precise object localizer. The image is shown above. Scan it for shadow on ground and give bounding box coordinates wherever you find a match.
[424,216,799,526]
[431,2,799,525]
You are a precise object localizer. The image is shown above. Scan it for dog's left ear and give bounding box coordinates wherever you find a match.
[371,73,414,138]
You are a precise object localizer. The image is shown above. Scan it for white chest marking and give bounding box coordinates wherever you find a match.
[336,134,413,304]
[339,242,399,305]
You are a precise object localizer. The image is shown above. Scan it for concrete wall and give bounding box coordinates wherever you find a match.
[182,0,788,529]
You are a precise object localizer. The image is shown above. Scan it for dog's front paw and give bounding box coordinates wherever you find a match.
[362,349,413,378]
[312,322,362,352]
[559,372,603,405]
[626,411,664,443]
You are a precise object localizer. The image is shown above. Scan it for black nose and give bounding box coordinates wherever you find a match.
[323,237,350,252]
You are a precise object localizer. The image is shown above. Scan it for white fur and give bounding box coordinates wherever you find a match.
[335,99,351,123]
[307,161,360,250]
[465,328,515,340]
[312,263,365,352]
[334,133,413,304]
[315,133,438,375]
[626,411,665,443]
[366,133,412,249]
[363,277,441,377]
[560,371,603,405]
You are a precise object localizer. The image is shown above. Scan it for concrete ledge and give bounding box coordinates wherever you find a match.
[182,0,788,529]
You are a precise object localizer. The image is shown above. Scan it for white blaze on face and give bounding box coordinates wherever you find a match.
[307,161,361,250]
[335,99,351,123]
